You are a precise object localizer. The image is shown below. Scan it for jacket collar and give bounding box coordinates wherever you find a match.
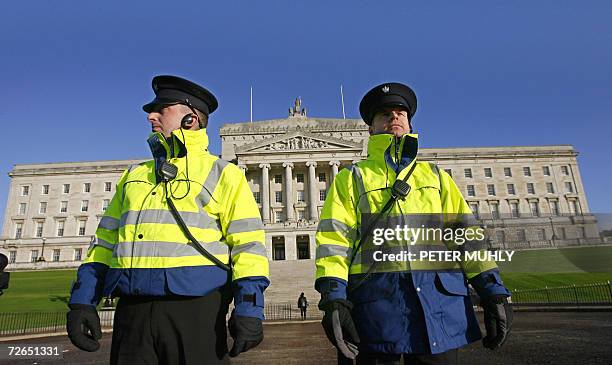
[147,128,210,161]
[147,129,210,183]
[366,133,419,173]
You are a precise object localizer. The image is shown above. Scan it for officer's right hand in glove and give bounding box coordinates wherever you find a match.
[481,294,513,350]
[66,304,102,352]
[228,311,264,357]
[320,299,360,359]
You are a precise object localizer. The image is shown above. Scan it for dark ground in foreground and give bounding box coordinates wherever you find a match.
[1,311,611,365]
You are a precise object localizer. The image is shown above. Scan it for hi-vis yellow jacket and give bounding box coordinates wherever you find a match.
[315,133,510,354]
[69,129,269,319]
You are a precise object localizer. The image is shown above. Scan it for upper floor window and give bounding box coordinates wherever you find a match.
[464,168,473,178]
[83,183,91,193]
[63,184,70,194]
[523,167,531,176]
[484,168,492,178]
[21,185,30,196]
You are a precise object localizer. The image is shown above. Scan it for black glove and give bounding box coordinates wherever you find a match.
[228,311,264,357]
[320,299,360,359]
[66,304,102,352]
[481,294,513,350]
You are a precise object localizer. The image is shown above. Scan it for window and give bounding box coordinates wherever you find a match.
[30,250,39,263]
[510,202,520,218]
[39,202,47,214]
[318,173,326,182]
[253,192,261,204]
[517,229,526,242]
[530,201,540,217]
[297,190,305,202]
[60,201,68,213]
[490,202,500,219]
[543,166,551,176]
[467,185,475,197]
[78,220,87,236]
[523,167,531,176]
[14,222,23,239]
[102,199,110,211]
[35,221,44,237]
[537,228,546,240]
[484,168,492,178]
[297,209,306,221]
[83,183,91,193]
[74,248,82,261]
[275,191,283,203]
[274,211,283,223]
[444,169,452,177]
[81,200,89,212]
[570,200,580,215]
[21,185,30,196]
[63,184,70,194]
[464,168,472,178]
[273,242,285,260]
[487,184,496,196]
[507,184,516,195]
[320,189,327,201]
[104,182,112,192]
[565,182,574,193]
[527,183,535,194]
[561,166,569,175]
[296,174,304,183]
[496,230,505,243]
[57,220,65,237]
[9,251,16,264]
[550,201,560,216]
[470,203,479,218]
[546,182,554,194]
[504,167,512,177]
[274,175,282,184]
[42,185,49,195]
[297,236,310,259]
[53,249,60,262]
[18,203,27,215]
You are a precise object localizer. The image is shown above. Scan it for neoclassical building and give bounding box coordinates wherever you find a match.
[1,99,600,273]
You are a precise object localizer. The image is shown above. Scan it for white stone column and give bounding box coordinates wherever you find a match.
[329,160,341,180]
[283,162,294,221]
[259,163,271,224]
[306,161,318,221]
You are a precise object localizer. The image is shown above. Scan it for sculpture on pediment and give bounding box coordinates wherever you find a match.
[266,136,331,151]
[289,97,307,117]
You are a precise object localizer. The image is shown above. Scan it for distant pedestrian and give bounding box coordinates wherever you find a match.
[298,292,309,320]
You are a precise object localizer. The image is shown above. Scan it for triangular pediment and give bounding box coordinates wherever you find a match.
[236,131,362,154]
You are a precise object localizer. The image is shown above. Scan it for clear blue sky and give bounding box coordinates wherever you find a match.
[1,1,611,225]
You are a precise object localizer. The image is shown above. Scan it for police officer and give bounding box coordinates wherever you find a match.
[315,82,513,364]
[66,75,270,364]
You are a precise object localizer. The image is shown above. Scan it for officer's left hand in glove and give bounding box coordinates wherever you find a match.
[320,299,360,359]
[66,304,102,352]
[228,311,264,357]
[481,294,513,350]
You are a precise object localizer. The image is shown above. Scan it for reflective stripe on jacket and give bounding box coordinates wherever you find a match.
[70,128,269,318]
[315,133,510,354]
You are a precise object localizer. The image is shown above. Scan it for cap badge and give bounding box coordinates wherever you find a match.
[382,85,390,93]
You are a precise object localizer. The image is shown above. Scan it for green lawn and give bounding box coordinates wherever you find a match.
[0,269,77,313]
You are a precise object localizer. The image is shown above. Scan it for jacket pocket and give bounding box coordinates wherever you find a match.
[435,271,469,296]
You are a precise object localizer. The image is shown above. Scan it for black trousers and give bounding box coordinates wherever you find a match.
[300,307,307,319]
[110,288,231,365]
[338,349,458,365]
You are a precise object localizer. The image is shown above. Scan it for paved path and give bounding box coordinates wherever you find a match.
[2,312,611,364]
